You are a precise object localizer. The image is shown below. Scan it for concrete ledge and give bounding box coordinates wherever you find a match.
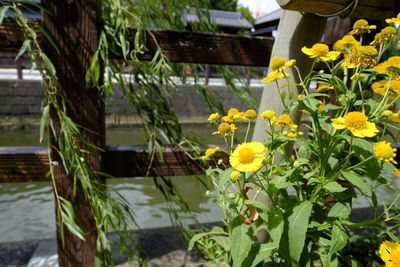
[1,222,222,267]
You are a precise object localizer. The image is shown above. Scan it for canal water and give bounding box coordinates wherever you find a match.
[1,125,400,243]
[0,124,244,243]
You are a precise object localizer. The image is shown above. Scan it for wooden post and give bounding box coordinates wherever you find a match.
[252,10,327,143]
[42,1,104,266]
[16,57,22,79]
[277,0,399,20]
[251,11,326,243]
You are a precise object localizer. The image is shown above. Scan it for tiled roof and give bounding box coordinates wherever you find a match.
[254,8,282,26]
[184,9,253,30]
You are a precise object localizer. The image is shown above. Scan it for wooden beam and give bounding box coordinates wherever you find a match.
[277,0,399,20]
[42,0,104,266]
[123,29,274,66]
[0,19,273,67]
[0,146,229,182]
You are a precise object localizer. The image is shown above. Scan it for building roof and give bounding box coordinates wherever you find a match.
[4,0,41,19]
[254,8,282,26]
[183,9,253,30]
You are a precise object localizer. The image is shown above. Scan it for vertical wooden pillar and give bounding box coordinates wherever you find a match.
[42,1,104,266]
[252,10,327,143]
[16,57,22,80]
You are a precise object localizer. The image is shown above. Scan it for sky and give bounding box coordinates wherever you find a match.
[238,0,280,18]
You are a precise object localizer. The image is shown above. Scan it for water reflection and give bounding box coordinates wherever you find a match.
[0,176,222,243]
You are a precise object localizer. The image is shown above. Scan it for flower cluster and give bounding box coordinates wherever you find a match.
[193,12,400,267]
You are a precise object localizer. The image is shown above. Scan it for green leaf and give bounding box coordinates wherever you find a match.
[329,224,347,257]
[41,53,56,76]
[242,242,276,267]
[230,216,253,266]
[342,171,372,196]
[352,138,380,178]
[280,91,286,101]
[188,230,228,250]
[218,167,233,192]
[16,39,31,60]
[39,105,49,143]
[268,207,284,246]
[0,6,10,24]
[245,199,269,211]
[211,236,230,251]
[328,202,351,218]
[287,201,312,266]
[323,182,346,193]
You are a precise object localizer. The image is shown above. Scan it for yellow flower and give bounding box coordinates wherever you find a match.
[263,70,285,83]
[390,111,400,123]
[228,193,236,199]
[216,122,233,135]
[349,19,376,35]
[230,142,267,172]
[372,80,390,97]
[230,170,241,181]
[270,56,286,71]
[287,131,297,138]
[331,111,378,138]
[301,43,340,62]
[379,240,400,267]
[333,35,359,53]
[285,59,296,67]
[350,73,365,81]
[233,112,245,121]
[201,147,220,159]
[273,114,298,129]
[386,12,400,24]
[228,108,239,117]
[374,141,397,164]
[208,113,219,121]
[261,110,275,120]
[315,83,334,93]
[222,115,234,123]
[317,100,324,114]
[392,169,400,177]
[244,109,257,121]
[230,124,237,132]
[375,56,400,79]
[371,26,397,46]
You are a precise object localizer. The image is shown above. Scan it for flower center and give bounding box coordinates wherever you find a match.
[382,26,396,35]
[374,141,396,160]
[344,112,367,130]
[277,114,291,124]
[353,19,368,29]
[270,57,286,71]
[311,43,329,56]
[228,108,239,117]
[218,122,231,134]
[244,109,257,120]
[342,35,356,43]
[238,147,255,164]
[357,46,377,57]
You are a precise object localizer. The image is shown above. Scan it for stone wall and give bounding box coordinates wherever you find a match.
[0,80,263,120]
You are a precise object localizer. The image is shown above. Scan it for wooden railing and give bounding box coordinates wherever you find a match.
[0,18,272,183]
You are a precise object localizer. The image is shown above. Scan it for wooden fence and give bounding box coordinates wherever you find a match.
[0,0,399,266]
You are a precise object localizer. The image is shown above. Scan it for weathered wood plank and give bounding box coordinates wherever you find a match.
[0,19,273,67]
[42,0,103,265]
[123,29,274,66]
[0,146,229,182]
[277,0,399,20]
